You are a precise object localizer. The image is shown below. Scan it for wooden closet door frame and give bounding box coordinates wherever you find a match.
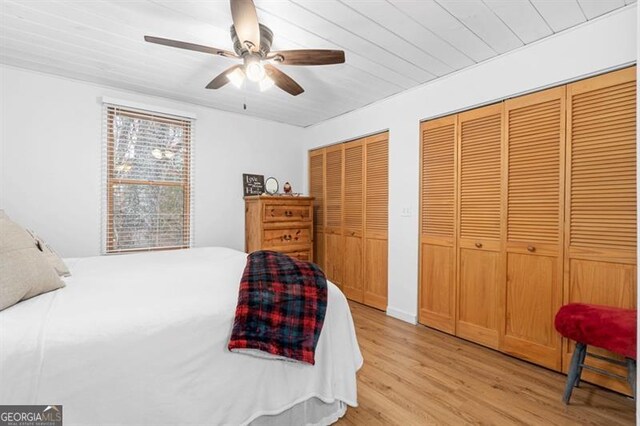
[363,131,389,310]
[500,86,566,370]
[456,103,504,349]
[418,115,458,333]
[562,66,637,394]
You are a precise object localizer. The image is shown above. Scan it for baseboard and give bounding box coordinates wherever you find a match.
[386,307,417,325]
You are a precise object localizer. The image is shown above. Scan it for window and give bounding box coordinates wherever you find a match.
[103,105,193,253]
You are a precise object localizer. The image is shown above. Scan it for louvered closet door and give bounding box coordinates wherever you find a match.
[364,132,389,310]
[501,87,565,370]
[457,104,502,349]
[564,66,637,394]
[342,139,365,303]
[419,116,457,333]
[324,144,344,288]
[309,149,325,270]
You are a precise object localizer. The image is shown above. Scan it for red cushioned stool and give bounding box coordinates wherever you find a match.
[555,303,637,404]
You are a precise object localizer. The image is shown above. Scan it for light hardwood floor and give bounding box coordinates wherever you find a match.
[337,302,635,425]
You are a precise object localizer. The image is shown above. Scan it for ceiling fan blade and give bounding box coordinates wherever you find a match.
[230,0,261,52]
[144,36,238,58]
[268,49,345,66]
[206,65,243,89]
[264,64,304,96]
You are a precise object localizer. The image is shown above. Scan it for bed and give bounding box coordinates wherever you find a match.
[0,247,363,425]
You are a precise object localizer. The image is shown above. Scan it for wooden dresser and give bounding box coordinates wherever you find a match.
[244,195,314,261]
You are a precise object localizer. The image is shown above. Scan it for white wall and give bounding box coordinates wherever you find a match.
[304,5,638,324]
[0,65,305,257]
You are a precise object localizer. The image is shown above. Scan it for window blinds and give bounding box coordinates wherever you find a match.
[102,103,194,253]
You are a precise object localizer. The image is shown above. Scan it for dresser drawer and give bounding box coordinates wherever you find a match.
[284,250,311,262]
[263,226,312,248]
[263,204,311,223]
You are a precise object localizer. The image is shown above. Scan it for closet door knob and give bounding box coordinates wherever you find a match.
[475,242,483,248]
[527,245,536,253]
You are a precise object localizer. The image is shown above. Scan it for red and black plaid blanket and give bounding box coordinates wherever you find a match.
[228,250,328,365]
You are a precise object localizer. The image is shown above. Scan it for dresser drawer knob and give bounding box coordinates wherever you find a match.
[475,242,482,248]
[285,210,294,217]
[527,245,536,253]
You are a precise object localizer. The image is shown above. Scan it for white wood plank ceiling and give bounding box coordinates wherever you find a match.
[0,0,635,127]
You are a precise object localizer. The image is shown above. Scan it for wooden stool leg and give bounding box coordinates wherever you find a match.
[626,358,636,400]
[575,346,587,388]
[563,342,586,404]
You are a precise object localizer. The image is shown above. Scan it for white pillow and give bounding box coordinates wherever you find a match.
[0,211,64,311]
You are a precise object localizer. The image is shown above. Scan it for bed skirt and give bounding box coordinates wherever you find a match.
[250,397,347,426]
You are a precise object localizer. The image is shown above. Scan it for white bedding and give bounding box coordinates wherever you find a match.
[0,247,363,425]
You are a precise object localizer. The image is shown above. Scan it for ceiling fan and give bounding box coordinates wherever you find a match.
[144,0,345,96]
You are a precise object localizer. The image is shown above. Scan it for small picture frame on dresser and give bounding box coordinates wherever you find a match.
[243,174,265,196]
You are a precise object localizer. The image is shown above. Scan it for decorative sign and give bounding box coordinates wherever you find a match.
[243,174,265,196]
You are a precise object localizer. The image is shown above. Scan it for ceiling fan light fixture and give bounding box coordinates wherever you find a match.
[145,0,346,96]
[245,57,265,82]
[259,75,275,92]
[227,67,246,88]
